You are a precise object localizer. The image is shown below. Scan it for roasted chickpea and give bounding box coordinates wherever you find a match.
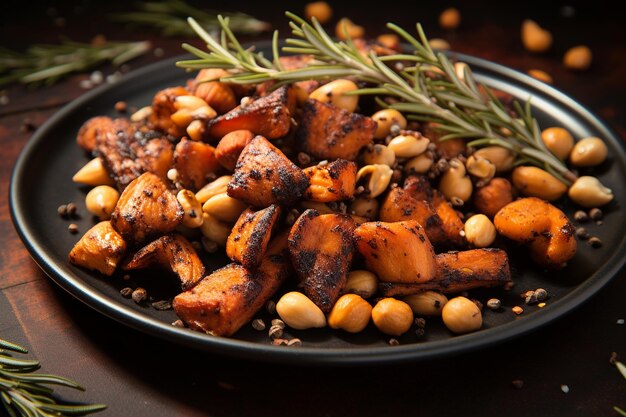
[512,166,567,201]
[473,146,515,173]
[371,109,407,139]
[349,197,379,219]
[405,152,434,174]
[195,175,232,203]
[371,298,413,336]
[202,192,247,223]
[72,158,115,186]
[199,213,231,246]
[439,7,461,30]
[569,137,608,167]
[85,185,119,220]
[387,134,430,158]
[439,158,473,204]
[356,164,393,198]
[177,189,203,228]
[564,45,592,71]
[276,291,326,330]
[309,79,359,112]
[442,296,482,334]
[521,19,552,53]
[541,127,574,160]
[464,214,497,248]
[403,291,448,316]
[465,155,496,181]
[568,176,614,208]
[335,17,364,40]
[304,1,333,24]
[343,270,378,298]
[361,144,395,166]
[328,294,372,333]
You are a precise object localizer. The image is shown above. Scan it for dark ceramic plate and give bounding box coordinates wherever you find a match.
[10,45,626,365]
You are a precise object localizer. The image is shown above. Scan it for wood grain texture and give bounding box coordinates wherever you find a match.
[1,1,625,416]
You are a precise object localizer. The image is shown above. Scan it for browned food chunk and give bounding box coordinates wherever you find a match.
[422,122,467,159]
[227,135,309,207]
[76,116,113,152]
[69,221,127,276]
[278,55,319,95]
[403,175,464,248]
[110,172,183,244]
[173,235,289,336]
[206,86,296,140]
[214,130,255,171]
[226,205,281,269]
[122,234,204,291]
[303,159,357,202]
[379,248,511,296]
[379,187,448,247]
[94,118,174,189]
[297,99,376,161]
[354,220,437,284]
[494,197,576,269]
[174,138,222,191]
[190,68,254,101]
[288,210,356,313]
[473,178,514,218]
[193,79,237,115]
[150,86,189,137]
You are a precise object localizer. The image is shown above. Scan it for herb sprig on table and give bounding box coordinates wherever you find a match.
[0,40,150,88]
[0,338,106,416]
[177,12,577,185]
[113,0,271,37]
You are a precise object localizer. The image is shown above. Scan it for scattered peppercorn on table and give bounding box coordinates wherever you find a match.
[2,1,626,416]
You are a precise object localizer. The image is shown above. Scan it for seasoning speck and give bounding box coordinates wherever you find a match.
[0,94,9,106]
[388,338,400,346]
[120,287,133,298]
[535,288,548,302]
[588,237,603,248]
[414,317,426,328]
[57,204,68,217]
[68,223,79,234]
[272,338,288,346]
[79,79,93,89]
[153,47,164,57]
[90,71,103,84]
[486,298,501,310]
[201,237,219,254]
[561,384,570,394]
[511,379,524,389]
[66,202,77,217]
[512,306,524,315]
[287,338,302,347]
[575,227,590,240]
[115,101,127,112]
[589,208,603,221]
[131,287,147,304]
[574,210,589,223]
[172,319,184,327]
[266,300,276,315]
[269,325,283,340]
[252,318,266,331]
[152,300,172,311]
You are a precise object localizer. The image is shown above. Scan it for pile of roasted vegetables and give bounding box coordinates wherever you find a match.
[67,38,610,340]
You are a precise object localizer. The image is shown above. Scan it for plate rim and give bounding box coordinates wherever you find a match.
[9,47,626,365]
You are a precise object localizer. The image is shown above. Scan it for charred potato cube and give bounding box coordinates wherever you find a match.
[214,129,255,171]
[303,159,357,202]
[226,205,281,269]
[174,138,222,191]
[69,221,126,276]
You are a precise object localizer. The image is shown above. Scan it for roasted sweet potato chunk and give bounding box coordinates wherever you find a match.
[297,99,376,161]
[94,118,173,189]
[122,234,205,291]
[403,175,464,248]
[303,159,357,202]
[226,205,281,269]
[173,236,289,336]
[288,210,356,313]
[354,220,437,284]
[69,221,126,276]
[110,172,183,244]
[206,86,296,140]
[379,187,448,247]
[174,138,222,191]
[214,130,255,171]
[494,197,576,268]
[473,178,514,218]
[227,135,309,207]
[379,248,511,296]
[76,116,113,153]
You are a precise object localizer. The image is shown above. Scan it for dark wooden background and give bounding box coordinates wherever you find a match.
[1,1,625,416]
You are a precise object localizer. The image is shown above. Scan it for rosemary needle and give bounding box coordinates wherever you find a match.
[0,337,106,416]
[177,12,577,185]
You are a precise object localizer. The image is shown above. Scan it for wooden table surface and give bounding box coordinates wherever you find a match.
[1,1,625,416]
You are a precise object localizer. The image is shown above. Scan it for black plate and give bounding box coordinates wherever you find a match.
[10,46,626,365]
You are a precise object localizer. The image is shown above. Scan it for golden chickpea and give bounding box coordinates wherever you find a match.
[371,109,407,139]
[405,152,434,174]
[356,164,393,198]
[473,146,515,173]
[465,155,496,181]
[403,291,448,316]
[72,158,115,186]
[564,45,592,71]
[464,214,497,248]
[85,185,119,220]
[199,213,231,247]
[569,137,608,167]
[304,1,333,24]
[541,127,574,160]
[442,296,482,334]
[387,134,430,159]
[309,79,359,112]
[276,292,326,330]
[328,294,372,333]
[439,7,461,30]
[344,270,378,298]
[521,19,552,53]
[361,144,395,167]
[371,298,413,336]
[439,158,473,204]
[528,69,553,84]
[512,166,567,201]
[349,197,379,219]
[568,176,614,208]
[202,192,247,223]
[335,17,364,40]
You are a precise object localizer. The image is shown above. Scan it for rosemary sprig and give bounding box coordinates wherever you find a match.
[0,40,151,87]
[177,12,577,184]
[113,0,270,37]
[0,338,106,416]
